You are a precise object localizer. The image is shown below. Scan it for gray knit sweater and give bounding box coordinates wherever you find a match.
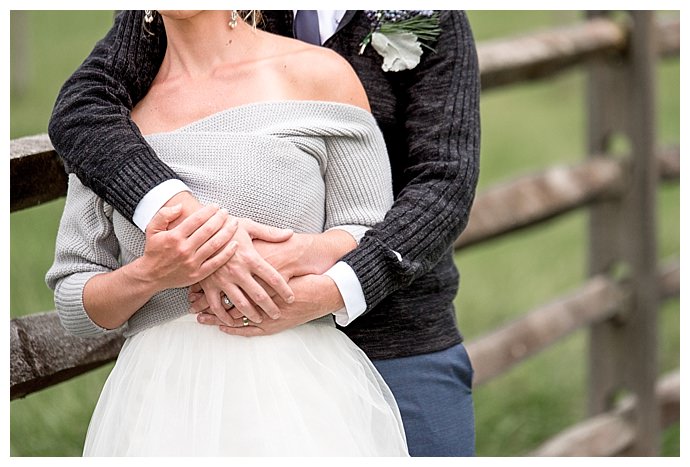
[46,101,393,337]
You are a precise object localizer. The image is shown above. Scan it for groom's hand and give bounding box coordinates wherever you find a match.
[192,274,345,336]
[159,192,296,325]
[252,229,357,279]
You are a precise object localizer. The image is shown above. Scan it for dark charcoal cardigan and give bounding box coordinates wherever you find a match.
[48,10,481,360]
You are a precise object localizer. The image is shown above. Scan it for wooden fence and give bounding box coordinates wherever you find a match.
[10,11,680,456]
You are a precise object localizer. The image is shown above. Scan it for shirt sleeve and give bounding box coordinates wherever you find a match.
[48,11,177,222]
[324,261,367,326]
[45,175,122,336]
[132,179,191,232]
[339,11,481,313]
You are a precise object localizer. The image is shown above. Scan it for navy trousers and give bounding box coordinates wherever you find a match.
[372,343,475,457]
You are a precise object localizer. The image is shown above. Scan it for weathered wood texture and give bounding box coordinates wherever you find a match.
[657,16,680,58]
[477,15,679,90]
[465,259,677,387]
[10,134,67,211]
[530,370,679,456]
[10,312,124,400]
[658,259,680,301]
[466,275,626,386]
[657,145,680,181]
[587,11,660,455]
[454,146,678,250]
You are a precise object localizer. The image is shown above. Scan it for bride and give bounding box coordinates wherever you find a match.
[46,10,408,456]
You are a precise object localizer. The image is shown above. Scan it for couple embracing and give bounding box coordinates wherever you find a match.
[47,10,480,456]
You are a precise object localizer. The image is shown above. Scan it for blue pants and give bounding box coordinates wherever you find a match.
[372,343,475,457]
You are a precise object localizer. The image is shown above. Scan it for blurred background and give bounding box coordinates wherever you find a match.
[9,11,679,456]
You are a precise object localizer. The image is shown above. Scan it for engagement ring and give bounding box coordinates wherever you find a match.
[222,295,233,308]
[242,317,250,327]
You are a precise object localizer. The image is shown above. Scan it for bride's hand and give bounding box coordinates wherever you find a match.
[196,218,296,325]
[136,204,240,290]
[190,274,345,336]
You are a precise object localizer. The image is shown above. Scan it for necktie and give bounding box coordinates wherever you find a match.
[294,10,321,45]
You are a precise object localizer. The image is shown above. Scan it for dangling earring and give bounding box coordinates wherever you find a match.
[143,10,156,36]
[229,10,238,29]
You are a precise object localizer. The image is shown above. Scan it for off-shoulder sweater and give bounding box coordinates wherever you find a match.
[46,101,393,337]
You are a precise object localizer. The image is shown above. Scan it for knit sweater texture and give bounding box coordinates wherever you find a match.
[48,11,480,359]
[46,102,394,337]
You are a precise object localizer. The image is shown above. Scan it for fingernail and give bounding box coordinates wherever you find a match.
[273,313,281,320]
[188,307,197,314]
[287,295,295,304]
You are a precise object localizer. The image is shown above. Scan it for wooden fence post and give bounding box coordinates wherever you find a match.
[586,11,659,455]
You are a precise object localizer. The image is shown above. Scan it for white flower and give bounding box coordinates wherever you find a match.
[370,31,423,72]
[359,10,441,73]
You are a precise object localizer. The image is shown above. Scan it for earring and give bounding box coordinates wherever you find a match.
[229,10,238,29]
[144,10,155,24]
[244,10,257,29]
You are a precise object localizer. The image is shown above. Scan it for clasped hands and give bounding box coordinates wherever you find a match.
[143,193,348,336]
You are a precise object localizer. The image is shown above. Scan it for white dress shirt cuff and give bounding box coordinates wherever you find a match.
[132,180,191,232]
[323,261,367,327]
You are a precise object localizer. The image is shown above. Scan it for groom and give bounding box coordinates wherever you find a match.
[49,10,480,456]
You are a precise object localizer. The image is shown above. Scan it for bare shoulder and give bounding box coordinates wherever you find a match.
[273,38,370,111]
[304,47,370,111]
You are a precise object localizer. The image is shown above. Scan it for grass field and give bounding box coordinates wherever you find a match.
[9,11,679,456]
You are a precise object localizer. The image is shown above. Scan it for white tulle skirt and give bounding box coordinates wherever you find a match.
[83,314,408,456]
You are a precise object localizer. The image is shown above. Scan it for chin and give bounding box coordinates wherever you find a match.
[158,10,204,20]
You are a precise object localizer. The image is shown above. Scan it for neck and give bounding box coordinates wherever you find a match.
[159,11,254,79]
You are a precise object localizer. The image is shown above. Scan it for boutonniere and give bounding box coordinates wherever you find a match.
[359,10,441,72]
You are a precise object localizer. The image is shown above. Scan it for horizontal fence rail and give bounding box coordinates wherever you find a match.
[530,370,680,456]
[478,15,679,90]
[10,134,68,212]
[10,313,124,400]
[465,259,679,386]
[455,146,679,249]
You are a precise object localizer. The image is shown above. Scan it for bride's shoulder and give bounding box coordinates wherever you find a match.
[273,38,370,111]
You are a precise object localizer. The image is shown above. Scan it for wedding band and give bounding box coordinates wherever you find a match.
[222,295,233,308]
[242,317,250,327]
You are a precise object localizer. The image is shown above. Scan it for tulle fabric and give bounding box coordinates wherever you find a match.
[83,314,408,456]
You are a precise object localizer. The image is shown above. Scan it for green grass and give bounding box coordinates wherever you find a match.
[9,11,679,457]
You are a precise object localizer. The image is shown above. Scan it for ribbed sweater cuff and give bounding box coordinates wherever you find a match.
[54,272,110,336]
[106,148,181,221]
[340,237,407,312]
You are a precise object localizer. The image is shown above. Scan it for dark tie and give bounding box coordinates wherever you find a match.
[293,10,321,45]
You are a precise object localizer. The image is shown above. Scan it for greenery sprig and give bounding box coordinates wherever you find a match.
[359,10,441,63]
